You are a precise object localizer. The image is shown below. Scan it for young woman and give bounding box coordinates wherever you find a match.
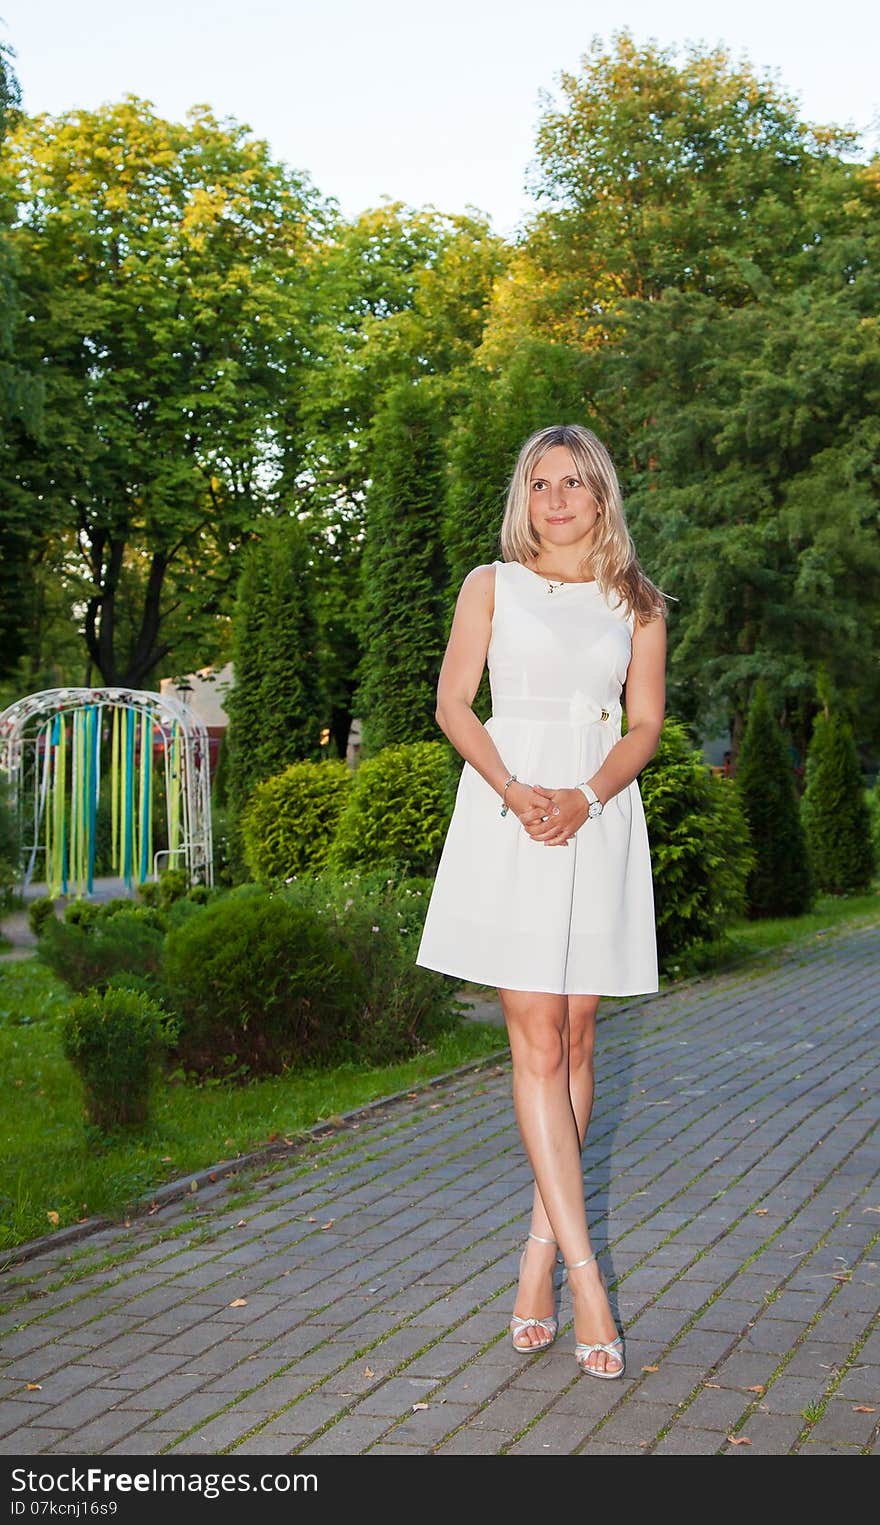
[416,423,668,1379]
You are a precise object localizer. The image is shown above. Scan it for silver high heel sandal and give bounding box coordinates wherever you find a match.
[509,1231,562,1353]
[565,1251,626,1379]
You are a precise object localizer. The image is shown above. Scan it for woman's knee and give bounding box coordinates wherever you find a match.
[500,991,568,1080]
[567,996,599,1067]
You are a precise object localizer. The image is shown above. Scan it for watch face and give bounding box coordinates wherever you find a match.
[589,800,603,818]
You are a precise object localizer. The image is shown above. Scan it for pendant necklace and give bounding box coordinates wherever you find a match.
[536,570,569,594]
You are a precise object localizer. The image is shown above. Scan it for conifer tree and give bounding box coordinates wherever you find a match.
[225,539,273,817]
[225,518,322,818]
[734,681,814,917]
[355,379,449,756]
[259,518,323,769]
[801,711,875,894]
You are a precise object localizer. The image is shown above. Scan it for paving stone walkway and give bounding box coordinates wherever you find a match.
[1,921,877,1457]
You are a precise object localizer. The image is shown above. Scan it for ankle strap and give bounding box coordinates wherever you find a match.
[528,1232,557,1245]
[565,1252,597,1269]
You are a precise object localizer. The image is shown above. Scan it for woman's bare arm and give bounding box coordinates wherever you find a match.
[435,565,552,829]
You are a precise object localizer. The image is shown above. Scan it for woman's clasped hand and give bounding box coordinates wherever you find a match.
[505,780,590,846]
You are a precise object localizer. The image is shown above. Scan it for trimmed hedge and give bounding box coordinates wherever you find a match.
[801,712,875,894]
[160,889,364,1077]
[329,741,457,877]
[60,987,176,1131]
[241,759,351,882]
[37,906,166,995]
[640,718,754,962]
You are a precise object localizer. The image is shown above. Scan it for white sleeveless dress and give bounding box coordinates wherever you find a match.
[415,560,659,996]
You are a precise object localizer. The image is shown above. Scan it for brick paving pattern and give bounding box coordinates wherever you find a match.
[0,921,877,1457]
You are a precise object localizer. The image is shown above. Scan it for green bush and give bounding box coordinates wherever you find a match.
[162,896,207,933]
[640,718,755,963]
[735,682,814,918]
[329,741,457,877]
[27,896,57,938]
[158,867,189,907]
[37,908,166,995]
[60,986,176,1131]
[95,899,165,931]
[97,896,140,919]
[64,899,101,929]
[241,760,351,882]
[161,890,364,1077]
[282,867,463,1064]
[137,880,162,908]
[801,712,876,895]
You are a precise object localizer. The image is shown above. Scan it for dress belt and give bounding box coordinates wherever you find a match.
[490,695,622,725]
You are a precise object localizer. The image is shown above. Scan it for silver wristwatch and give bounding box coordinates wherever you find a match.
[576,782,604,819]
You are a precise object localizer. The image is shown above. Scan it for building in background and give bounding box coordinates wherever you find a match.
[158,662,234,780]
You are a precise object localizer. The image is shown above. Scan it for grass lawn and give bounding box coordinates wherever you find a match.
[0,962,507,1254]
[2,884,877,1254]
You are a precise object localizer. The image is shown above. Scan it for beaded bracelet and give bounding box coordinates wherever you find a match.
[500,774,517,817]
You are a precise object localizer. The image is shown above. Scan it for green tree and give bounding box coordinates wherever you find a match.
[734,682,813,918]
[225,532,273,818]
[487,30,854,355]
[296,204,506,759]
[4,97,334,687]
[0,38,43,681]
[801,709,875,894]
[225,517,323,819]
[354,378,450,755]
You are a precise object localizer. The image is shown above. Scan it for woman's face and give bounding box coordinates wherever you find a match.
[528,445,600,550]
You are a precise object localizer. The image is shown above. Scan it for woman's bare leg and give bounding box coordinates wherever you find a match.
[501,988,620,1371]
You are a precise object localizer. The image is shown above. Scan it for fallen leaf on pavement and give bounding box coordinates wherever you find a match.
[229,1298,247,1308]
[25,1383,41,1391]
[746,1385,766,1395]
[412,1402,429,1411]
[236,1219,246,1227]
[852,1405,875,1413]
[727,1435,751,1446]
[320,1220,335,1230]
[363,1367,375,1379]
[754,1209,769,1216]
[642,1365,659,1373]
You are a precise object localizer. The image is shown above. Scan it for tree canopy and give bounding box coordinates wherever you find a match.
[1,32,876,778]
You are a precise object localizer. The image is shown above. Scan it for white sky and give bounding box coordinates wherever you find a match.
[4,1,878,238]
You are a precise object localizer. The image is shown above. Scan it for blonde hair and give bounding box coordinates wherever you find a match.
[499,424,670,625]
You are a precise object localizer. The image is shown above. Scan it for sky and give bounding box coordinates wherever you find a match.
[3,1,878,238]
